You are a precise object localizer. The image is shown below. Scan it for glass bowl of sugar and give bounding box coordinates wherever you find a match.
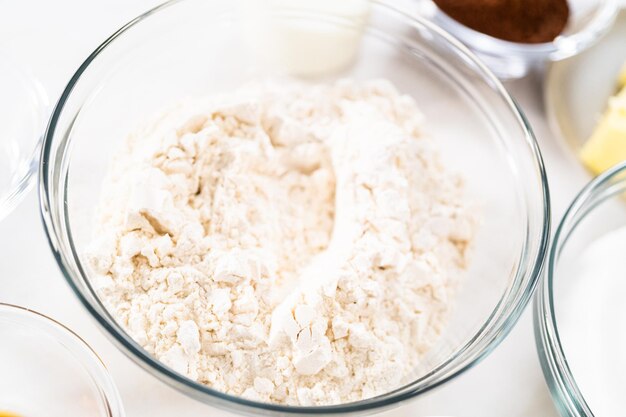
[535,161,626,417]
[0,303,124,417]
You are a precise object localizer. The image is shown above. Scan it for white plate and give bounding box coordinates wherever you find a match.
[545,8,626,169]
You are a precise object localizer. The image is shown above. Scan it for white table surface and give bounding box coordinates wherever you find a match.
[0,1,594,416]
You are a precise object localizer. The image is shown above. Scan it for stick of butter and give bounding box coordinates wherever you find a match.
[579,86,626,175]
[619,62,626,90]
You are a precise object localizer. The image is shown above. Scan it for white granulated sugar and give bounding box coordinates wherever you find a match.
[86,79,477,406]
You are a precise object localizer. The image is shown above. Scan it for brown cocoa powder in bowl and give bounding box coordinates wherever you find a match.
[433,0,570,44]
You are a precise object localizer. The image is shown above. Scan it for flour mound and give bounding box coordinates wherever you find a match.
[86,79,477,406]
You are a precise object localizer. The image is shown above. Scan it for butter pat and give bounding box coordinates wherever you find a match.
[619,63,626,90]
[580,87,626,175]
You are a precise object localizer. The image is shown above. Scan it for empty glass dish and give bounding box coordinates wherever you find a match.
[0,303,124,417]
[0,54,47,221]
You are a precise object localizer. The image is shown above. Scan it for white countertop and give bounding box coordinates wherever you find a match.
[0,1,594,416]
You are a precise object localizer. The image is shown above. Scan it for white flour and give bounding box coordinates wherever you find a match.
[86,79,477,405]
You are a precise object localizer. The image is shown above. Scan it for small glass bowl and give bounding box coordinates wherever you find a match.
[544,7,626,171]
[0,54,47,221]
[418,0,619,79]
[40,0,550,415]
[0,303,124,417]
[534,162,626,417]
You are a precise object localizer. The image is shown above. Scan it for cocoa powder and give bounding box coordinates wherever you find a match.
[433,0,569,44]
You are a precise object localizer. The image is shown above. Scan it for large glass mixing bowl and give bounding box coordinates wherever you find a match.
[40,0,550,415]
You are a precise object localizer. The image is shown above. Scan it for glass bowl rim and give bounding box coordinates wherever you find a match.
[0,302,125,417]
[0,54,48,223]
[39,0,551,414]
[534,161,626,417]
